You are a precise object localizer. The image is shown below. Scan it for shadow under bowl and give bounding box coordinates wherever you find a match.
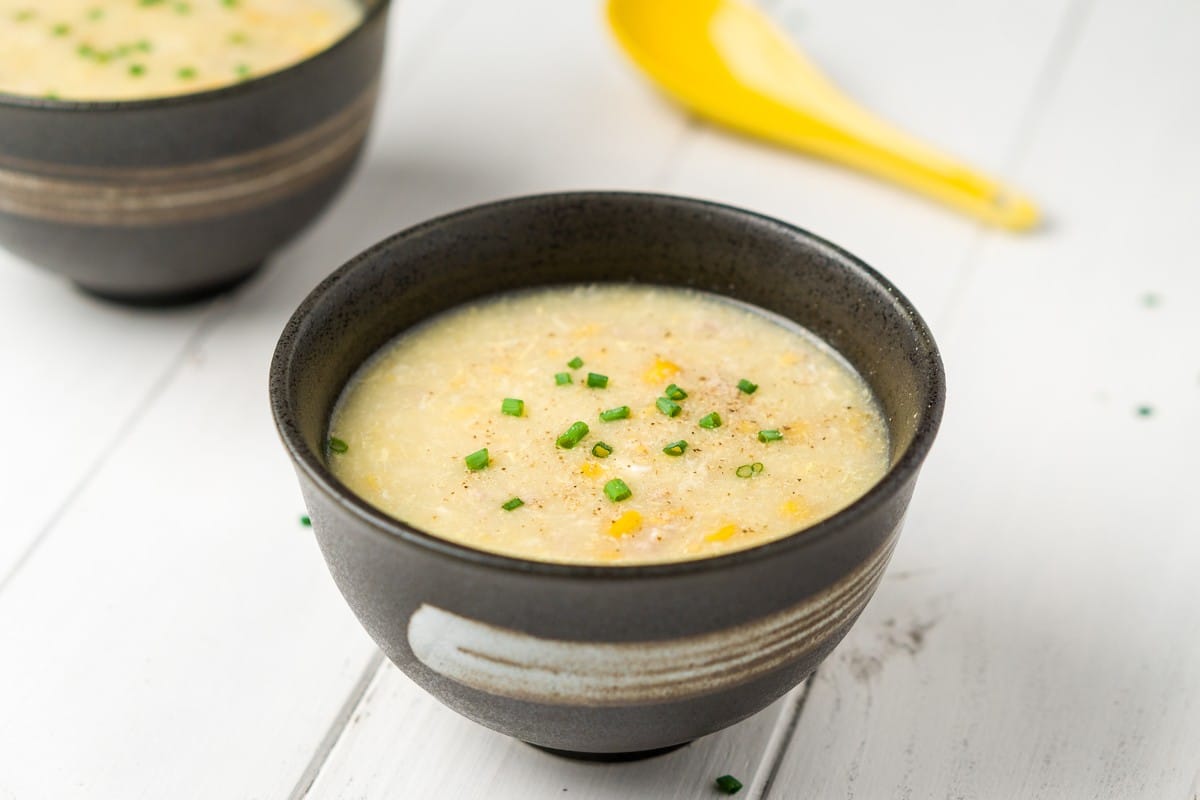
[269,191,945,756]
[0,0,390,305]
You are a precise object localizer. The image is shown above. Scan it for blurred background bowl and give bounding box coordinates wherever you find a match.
[269,192,946,757]
[0,0,390,306]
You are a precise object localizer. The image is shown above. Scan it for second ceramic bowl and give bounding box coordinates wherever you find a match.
[0,0,389,305]
[270,192,945,757]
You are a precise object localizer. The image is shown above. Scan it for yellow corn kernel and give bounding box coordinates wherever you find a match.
[364,474,381,491]
[642,358,681,384]
[451,404,479,419]
[704,523,738,542]
[607,510,643,538]
[572,323,601,338]
[580,461,603,478]
[780,498,809,518]
[737,419,758,434]
[780,351,800,366]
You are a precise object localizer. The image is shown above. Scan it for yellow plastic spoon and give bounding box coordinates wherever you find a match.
[607,0,1040,230]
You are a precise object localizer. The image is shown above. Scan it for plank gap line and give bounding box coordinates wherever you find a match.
[938,0,1099,336]
[754,678,814,799]
[291,650,387,800]
[0,295,239,598]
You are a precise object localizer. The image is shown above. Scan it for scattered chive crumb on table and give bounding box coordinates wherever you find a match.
[327,285,888,565]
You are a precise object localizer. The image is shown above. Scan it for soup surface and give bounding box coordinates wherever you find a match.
[329,285,889,566]
[0,0,362,100]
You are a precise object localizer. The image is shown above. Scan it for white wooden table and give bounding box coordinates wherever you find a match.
[2,1,1197,797]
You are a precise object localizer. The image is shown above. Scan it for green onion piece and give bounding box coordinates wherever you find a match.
[567,356,584,369]
[51,23,71,36]
[735,464,753,478]
[599,406,630,422]
[177,66,196,80]
[591,441,613,458]
[299,515,311,527]
[737,379,758,394]
[129,63,146,76]
[698,412,722,429]
[604,478,632,502]
[715,775,743,794]
[235,63,252,80]
[662,440,688,457]
[87,7,104,19]
[501,398,525,417]
[501,497,524,511]
[664,383,688,401]
[465,448,490,471]
[758,429,783,442]
[328,437,349,454]
[586,372,609,389]
[751,462,764,474]
[556,421,590,449]
[555,372,572,385]
[656,397,682,417]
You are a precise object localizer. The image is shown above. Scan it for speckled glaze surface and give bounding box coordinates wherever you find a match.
[269,192,945,756]
[0,0,388,305]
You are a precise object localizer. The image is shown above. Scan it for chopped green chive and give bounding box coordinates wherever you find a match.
[752,462,764,474]
[87,7,104,19]
[136,39,152,52]
[656,397,682,417]
[758,429,783,442]
[299,515,311,527]
[698,412,722,429]
[327,437,349,454]
[14,10,36,22]
[586,372,609,389]
[501,497,524,511]
[51,23,71,36]
[177,66,197,80]
[173,2,191,13]
[664,383,688,401]
[1136,405,1154,418]
[129,64,146,77]
[556,421,590,449]
[662,440,688,457]
[235,63,252,80]
[736,464,753,478]
[599,406,630,422]
[221,0,240,7]
[501,398,525,417]
[604,478,632,502]
[465,448,490,471]
[567,356,584,369]
[591,441,613,458]
[554,372,572,386]
[228,31,249,44]
[715,774,743,794]
[737,379,758,394]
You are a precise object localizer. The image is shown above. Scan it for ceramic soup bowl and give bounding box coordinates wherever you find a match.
[269,192,945,757]
[0,0,389,305]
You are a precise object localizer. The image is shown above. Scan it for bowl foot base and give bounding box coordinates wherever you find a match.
[526,741,691,762]
[73,261,263,307]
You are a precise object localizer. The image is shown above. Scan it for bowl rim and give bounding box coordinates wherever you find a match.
[270,191,946,579]
[0,0,390,112]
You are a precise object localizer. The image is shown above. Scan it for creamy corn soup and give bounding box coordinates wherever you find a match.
[329,285,890,566]
[0,0,362,100]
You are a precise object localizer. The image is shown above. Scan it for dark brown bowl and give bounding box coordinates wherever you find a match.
[269,192,945,757]
[0,0,389,305]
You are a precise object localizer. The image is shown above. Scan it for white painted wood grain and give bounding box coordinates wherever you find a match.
[0,264,216,579]
[771,0,1200,796]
